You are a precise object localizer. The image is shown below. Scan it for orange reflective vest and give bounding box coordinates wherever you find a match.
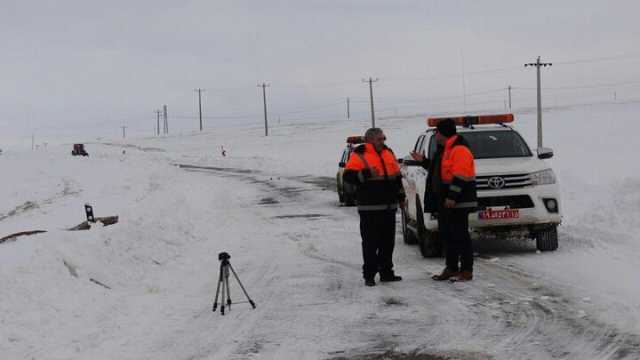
[441,135,475,184]
[440,135,477,209]
[346,143,401,179]
[344,143,405,211]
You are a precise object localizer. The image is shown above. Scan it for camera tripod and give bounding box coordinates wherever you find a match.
[212,252,256,315]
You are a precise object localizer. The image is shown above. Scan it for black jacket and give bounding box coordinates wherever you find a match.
[422,135,477,213]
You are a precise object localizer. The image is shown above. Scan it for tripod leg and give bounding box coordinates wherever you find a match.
[225,267,232,310]
[220,273,226,315]
[212,263,224,312]
[228,263,256,309]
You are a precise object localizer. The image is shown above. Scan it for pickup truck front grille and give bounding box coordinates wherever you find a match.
[476,173,532,190]
[478,195,535,209]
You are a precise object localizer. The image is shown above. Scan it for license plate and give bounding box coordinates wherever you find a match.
[479,208,520,220]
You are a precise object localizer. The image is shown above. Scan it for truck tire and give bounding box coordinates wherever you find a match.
[344,195,356,206]
[536,225,558,251]
[401,205,417,245]
[416,198,441,257]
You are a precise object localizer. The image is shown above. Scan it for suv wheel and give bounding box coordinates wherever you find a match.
[536,225,558,251]
[401,205,417,245]
[344,194,356,206]
[416,198,441,257]
[337,175,344,204]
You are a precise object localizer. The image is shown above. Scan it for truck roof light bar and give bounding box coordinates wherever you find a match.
[427,114,514,128]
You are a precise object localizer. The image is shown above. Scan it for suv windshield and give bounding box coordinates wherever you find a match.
[463,130,532,159]
[428,130,532,159]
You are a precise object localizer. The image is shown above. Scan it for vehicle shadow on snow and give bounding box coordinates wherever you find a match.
[472,236,537,256]
[471,228,578,257]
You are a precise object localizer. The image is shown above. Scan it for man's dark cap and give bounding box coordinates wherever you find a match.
[436,118,457,137]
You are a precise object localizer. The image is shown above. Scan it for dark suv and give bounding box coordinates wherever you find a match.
[336,136,364,206]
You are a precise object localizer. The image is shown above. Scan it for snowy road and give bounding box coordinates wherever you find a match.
[3,102,640,359]
[161,165,640,359]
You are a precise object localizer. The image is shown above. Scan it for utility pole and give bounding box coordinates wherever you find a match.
[346,97,351,120]
[461,50,467,112]
[195,88,204,131]
[257,82,270,136]
[155,109,162,136]
[362,77,378,128]
[525,56,552,149]
[121,126,127,139]
[163,105,168,135]
[31,133,35,151]
[508,85,512,111]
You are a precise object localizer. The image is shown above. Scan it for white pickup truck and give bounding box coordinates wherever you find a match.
[400,114,562,257]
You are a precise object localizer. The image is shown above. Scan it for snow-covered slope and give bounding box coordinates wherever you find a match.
[2,102,640,359]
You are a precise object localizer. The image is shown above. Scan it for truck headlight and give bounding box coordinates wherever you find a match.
[530,169,556,186]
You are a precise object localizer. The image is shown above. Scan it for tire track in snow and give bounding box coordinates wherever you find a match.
[466,260,640,359]
[177,163,640,359]
[0,178,81,222]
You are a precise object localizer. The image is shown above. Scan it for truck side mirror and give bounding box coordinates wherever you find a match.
[537,147,554,159]
[339,161,346,168]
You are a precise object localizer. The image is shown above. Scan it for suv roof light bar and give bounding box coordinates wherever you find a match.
[427,114,514,128]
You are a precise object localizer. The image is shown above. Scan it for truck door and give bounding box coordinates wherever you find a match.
[405,134,428,220]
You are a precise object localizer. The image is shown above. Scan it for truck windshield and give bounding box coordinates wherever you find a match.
[429,130,532,159]
[462,130,532,159]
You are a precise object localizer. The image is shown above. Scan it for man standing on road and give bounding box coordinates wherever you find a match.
[410,118,477,282]
[344,128,406,287]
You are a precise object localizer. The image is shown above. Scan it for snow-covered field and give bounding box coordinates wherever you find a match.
[2,102,640,359]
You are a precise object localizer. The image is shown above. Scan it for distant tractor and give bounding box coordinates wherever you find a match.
[72,144,89,156]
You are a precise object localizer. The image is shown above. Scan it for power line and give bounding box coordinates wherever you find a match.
[553,53,640,65]
[277,101,344,115]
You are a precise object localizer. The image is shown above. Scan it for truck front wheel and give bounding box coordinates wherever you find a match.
[401,205,417,245]
[416,198,442,257]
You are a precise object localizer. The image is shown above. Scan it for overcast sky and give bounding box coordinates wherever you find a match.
[2,0,639,141]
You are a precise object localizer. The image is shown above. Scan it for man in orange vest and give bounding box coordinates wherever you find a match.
[344,128,406,286]
[411,118,477,282]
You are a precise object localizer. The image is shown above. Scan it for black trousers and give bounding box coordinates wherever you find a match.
[438,208,474,272]
[359,210,397,279]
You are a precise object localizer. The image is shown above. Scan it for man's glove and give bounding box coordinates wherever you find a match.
[357,168,372,183]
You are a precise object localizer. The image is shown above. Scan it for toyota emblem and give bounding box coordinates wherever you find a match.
[488,176,506,189]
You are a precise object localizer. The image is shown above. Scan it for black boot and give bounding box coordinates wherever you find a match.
[379,273,402,282]
[364,278,376,287]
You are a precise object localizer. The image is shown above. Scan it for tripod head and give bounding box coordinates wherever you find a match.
[218,252,231,264]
